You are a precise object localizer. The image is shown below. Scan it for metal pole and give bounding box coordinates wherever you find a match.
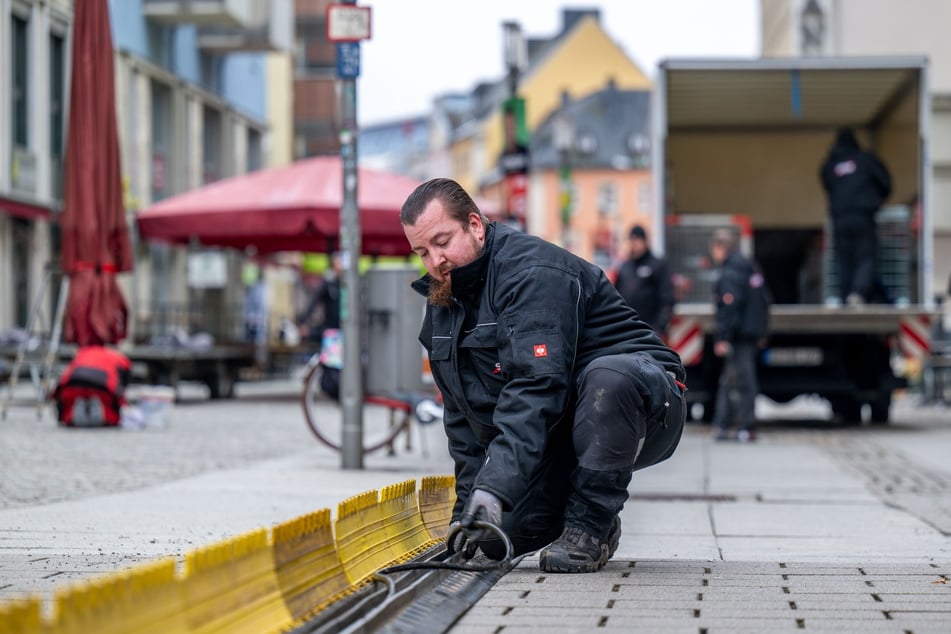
[339,7,364,469]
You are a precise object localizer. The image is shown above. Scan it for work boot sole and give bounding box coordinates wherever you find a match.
[539,516,622,574]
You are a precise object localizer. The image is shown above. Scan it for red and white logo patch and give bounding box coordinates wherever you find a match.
[533,344,548,358]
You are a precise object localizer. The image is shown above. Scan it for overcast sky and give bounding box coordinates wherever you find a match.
[356,0,761,125]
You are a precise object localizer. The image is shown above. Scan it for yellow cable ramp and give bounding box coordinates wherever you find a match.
[0,475,456,634]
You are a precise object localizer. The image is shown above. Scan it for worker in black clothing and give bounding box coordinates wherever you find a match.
[297,252,343,344]
[820,128,892,306]
[710,229,771,442]
[613,225,676,337]
[401,178,686,573]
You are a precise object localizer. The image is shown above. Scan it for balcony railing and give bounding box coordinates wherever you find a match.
[142,0,253,27]
[196,0,292,52]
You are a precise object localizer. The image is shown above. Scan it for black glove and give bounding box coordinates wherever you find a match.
[446,521,476,558]
[446,489,503,559]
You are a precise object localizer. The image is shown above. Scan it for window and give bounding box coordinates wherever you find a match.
[295,27,335,73]
[50,31,66,199]
[247,128,262,172]
[200,52,221,93]
[202,105,222,184]
[12,218,32,327]
[151,81,172,200]
[12,14,30,147]
[638,182,652,213]
[598,182,618,216]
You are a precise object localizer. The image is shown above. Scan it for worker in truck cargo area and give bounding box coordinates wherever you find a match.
[709,229,771,442]
[401,178,686,573]
[820,127,892,307]
[613,224,676,337]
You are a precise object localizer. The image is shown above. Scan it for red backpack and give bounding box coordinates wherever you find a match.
[52,347,131,427]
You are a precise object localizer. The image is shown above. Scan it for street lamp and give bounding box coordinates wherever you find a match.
[502,21,526,95]
[553,99,574,247]
[500,21,529,227]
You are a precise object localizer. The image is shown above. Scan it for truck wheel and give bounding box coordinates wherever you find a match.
[830,397,862,425]
[869,394,891,424]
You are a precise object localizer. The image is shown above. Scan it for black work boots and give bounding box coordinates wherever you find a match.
[539,516,621,573]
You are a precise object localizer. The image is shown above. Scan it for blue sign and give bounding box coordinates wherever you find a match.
[336,42,360,79]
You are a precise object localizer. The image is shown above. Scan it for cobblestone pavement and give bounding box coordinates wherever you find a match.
[455,561,951,633]
[2,382,951,631]
[0,381,325,510]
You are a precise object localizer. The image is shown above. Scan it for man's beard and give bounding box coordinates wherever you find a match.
[428,276,452,308]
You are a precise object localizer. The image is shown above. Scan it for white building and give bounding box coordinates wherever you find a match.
[0,0,71,334]
[761,0,951,299]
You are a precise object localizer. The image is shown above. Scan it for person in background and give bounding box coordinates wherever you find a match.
[242,263,268,345]
[820,127,892,307]
[297,252,343,345]
[613,225,676,337]
[401,178,686,573]
[709,229,771,442]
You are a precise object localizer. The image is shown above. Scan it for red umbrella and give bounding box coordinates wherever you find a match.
[136,156,502,255]
[61,0,132,346]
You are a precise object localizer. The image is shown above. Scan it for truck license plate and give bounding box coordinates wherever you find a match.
[764,347,823,366]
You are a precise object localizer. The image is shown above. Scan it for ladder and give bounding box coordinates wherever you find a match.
[1,265,69,421]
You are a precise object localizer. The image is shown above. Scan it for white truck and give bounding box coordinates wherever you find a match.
[652,57,937,424]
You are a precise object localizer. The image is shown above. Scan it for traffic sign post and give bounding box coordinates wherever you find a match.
[336,42,360,79]
[329,2,372,470]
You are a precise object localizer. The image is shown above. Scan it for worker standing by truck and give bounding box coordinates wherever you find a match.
[710,229,771,442]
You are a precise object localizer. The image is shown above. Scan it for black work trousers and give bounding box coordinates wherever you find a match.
[484,352,686,558]
[834,219,877,303]
[713,341,759,432]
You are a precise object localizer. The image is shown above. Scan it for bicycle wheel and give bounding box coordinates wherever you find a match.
[300,363,413,453]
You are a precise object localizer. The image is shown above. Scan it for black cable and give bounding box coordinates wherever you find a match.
[377,520,515,575]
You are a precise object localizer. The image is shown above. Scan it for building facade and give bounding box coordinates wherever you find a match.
[760,0,951,298]
[0,0,71,334]
[490,84,653,266]
[0,0,293,340]
[113,0,292,341]
[293,0,338,158]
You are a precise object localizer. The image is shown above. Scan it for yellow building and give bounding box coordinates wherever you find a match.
[450,9,651,194]
[451,9,655,267]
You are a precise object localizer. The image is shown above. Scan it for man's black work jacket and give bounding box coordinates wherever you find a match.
[820,145,891,228]
[714,250,767,343]
[411,222,684,516]
[613,250,675,335]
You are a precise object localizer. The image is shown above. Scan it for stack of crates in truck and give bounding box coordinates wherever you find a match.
[654,57,938,425]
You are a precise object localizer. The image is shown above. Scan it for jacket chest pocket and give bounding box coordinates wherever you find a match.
[459,327,505,397]
[428,337,453,379]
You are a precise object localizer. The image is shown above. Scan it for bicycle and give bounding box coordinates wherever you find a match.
[300,330,443,454]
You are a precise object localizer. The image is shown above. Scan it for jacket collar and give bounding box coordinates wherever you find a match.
[449,222,494,299]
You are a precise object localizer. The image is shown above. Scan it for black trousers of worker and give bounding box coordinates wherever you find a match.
[834,218,877,303]
[712,341,759,433]
[482,352,686,558]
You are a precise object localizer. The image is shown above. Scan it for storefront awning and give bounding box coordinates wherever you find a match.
[0,195,53,221]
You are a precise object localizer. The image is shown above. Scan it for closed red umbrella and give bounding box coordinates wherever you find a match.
[61,0,132,346]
